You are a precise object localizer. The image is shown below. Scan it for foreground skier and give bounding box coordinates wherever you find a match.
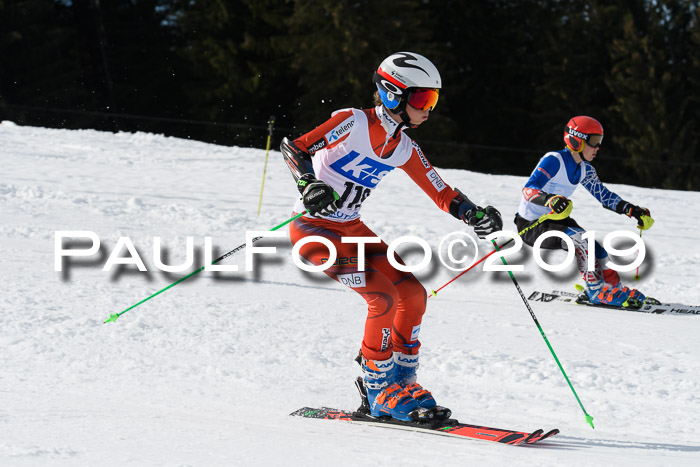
[282,52,502,421]
[515,115,654,307]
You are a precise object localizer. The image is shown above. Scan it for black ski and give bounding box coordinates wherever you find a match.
[528,289,700,315]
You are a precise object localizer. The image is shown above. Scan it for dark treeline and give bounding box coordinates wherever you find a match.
[1,0,698,190]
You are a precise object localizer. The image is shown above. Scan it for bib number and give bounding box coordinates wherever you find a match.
[337,181,371,210]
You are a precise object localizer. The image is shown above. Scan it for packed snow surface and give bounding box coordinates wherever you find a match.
[1,120,699,466]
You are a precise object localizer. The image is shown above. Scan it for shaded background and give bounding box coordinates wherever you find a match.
[1,0,698,190]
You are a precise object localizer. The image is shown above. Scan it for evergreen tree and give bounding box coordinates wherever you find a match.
[0,0,87,114]
[168,0,295,143]
[427,0,569,173]
[279,0,436,134]
[68,0,189,130]
[1,0,697,189]
[606,0,699,189]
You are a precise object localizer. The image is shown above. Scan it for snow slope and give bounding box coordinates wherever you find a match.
[1,120,699,466]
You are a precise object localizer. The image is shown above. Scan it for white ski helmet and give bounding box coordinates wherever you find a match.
[373,52,442,111]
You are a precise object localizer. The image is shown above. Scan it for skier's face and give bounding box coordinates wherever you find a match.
[405,104,430,126]
[581,142,600,161]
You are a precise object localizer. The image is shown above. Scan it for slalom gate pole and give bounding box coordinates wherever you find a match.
[104,210,306,324]
[429,207,566,297]
[257,116,276,216]
[634,228,643,280]
[490,228,595,429]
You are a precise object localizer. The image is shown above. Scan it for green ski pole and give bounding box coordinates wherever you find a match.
[104,211,306,324]
[491,238,595,429]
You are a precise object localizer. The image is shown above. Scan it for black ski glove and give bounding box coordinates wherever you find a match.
[298,174,339,217]
[463,205,503,239]
[544,194,571,214]
[616,201,654,230]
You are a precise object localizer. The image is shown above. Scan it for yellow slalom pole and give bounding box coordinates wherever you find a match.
[257,116,276,215]
[634,228,643,280]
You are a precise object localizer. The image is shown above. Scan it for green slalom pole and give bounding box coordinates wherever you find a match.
[491,237,595,429]
[104,211,306,324]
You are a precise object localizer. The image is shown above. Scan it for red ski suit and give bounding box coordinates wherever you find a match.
[289,106,461,360]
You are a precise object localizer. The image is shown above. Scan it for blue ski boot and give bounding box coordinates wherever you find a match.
[395,352,436,409]
[359,355,419,421]
[587,284,646,308]
[395,352,451,419]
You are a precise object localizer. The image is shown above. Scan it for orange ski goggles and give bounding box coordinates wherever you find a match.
[407,88,439,111]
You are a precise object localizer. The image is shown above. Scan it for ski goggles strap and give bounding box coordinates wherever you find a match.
[407,88,439,111]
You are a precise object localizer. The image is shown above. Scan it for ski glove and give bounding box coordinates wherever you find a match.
[463,206,503,239]
[617,201,654,230]
[544,194,571,214]
[299,174,339,217]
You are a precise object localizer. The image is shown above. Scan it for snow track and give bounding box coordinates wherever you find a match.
[2,121,699,465]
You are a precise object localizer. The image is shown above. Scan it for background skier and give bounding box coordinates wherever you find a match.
[515,115,654,307]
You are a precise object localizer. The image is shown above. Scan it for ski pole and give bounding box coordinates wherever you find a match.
[430,205,570,297]
[104,210,306,324]
[491,237,595,429]
[257,116,276,216]
[430,243,511,297]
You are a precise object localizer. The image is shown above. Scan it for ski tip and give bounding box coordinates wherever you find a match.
[290,407,314,417]
[585,414,595,429]
[522,429,544,444]
[430,290,437,297]
[533,428,560,444]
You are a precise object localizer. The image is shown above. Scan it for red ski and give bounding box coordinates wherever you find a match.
[290,407,558,445]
